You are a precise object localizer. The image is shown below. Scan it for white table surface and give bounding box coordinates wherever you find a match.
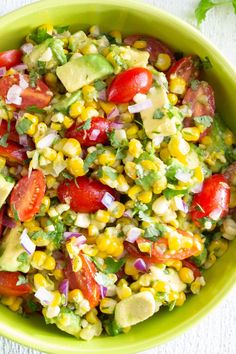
[0,0,236,353]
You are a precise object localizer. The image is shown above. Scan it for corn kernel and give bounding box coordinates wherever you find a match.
[109,30,122,43]
[51,122,62,131]
[128,139,142,158]
[62,138,82,157]
[140,287,156,296]
[1,296,16,306]
[153,280,170,293]
[182,127,200,142]
[23,219,40,233]
[168,134,190,160]
[201,135,212,146]
[99,101,116,115]
[82,85,96,102]
[125,161,137,179]
[68,289,83,303]
[86,309,99,324]
[0,156,6,170]
[126,124,139,138]
[224,130,234,145]
[46,175,56,189]
[109,201,125,219]
[67,156,86,177]
[95,210,110,223]
[153,176,167,194]
[51,291,61,307]
[98,151,116,166]
[31,251,47,270]
[72,256,82,272]
[53,269,64,281]
[117,285,132,300]
[89,25,100,37]
[179,267,194,284]
[81,107,99,121]
[175,291,186,306]
[100,298,117,314]
[168,93,178,106]
[133,40,147,49]
[168,234,181,251]
[159,147,171,162]
[63,116,74,129]
[69,102,84,118]
[43,256,56,271]
[44,72,58,88]
[169,77,186,95]
[128,185,142,200]
[34,273,47,289]
[9,298,23,312]
[81,43,98,55]
[38,23,53,35]
[138,191,153,204]
[155,53,171,71]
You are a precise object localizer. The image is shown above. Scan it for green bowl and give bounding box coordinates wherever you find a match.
[1,0,236,353]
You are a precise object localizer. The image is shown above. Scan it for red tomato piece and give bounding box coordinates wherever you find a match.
[124,34,175,66]
[0,120,19,143]
[10,170,46,222]
[107,67,153,103]
[0,271,32,297]
[57,176,118,213]
[0,73,52,109]
[0,141,27,164]
[65,117,110,147]
[167,55,201,85]
[0,50,22,70]
[182,260,201,278]
[65,254,100,308]
[183,80,215,118]
[190,174,230,223]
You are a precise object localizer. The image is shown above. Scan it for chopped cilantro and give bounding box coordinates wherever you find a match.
[37,60,46,75]
[100,166,118,181]
[94,80,107,91]
[26,299,40,312]
[153,108,164,120]
[29,28,52,44]
[30,221,65,249]
[16,274,28,286]
[201,56,212,70]
[163,188,188,200]
[94,272,116,287]
[29,70,39,88]
[61,170,74,180]
[105,34,118,44]
[144,223,165,242]
[83,147,105,171]
[108,130,128,149]
[77,118,92,131]
[26,105,46,114]
[0,133,9,147]
[116,146,128,160]
[194,115,213,128]
[190,80,200,90]
[17,252,29,265]
[16,118,32,135]
[12,205,19,221]
[54,25,69,34]
[104,257,125,274]
[136,170,159,191]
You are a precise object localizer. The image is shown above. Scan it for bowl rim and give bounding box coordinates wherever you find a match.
[0,0,236,353]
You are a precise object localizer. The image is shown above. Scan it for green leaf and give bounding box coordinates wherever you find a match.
[190,80,200,90]
[12,205,19,221]
[136,170,159,191]
[104,257,125,274]
[108,130,128,149]
[94,272,116,287]
[55,25,69,34]
[194,115,213,128]
[77,118,92,131]
[83,147,105,171]
[166,159,191,184]
[26,105,46,114]
[60,170,74,180]
[101,166,118,181]
[163,188,188,200]
[94,80,107,91]
[29,70,39,88]
[37,60,46,75]
[201,56,213,70]
[0,133,9,147]
[153,108,164,120]
[26,299,40,312]
[16,274,28,286]
[144,223,165,242]
[232,0,236,13]
[195,0,215,25]
[17,252,29,265]
[50,39,67,65]
[116,146,128,160]
[29,28,52,44]
[16,118,32,135]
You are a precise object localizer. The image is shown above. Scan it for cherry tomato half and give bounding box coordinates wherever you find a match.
[0,73,52,109]
[65,254,100,308]
[65,117,110,147]
[0,120,19,143]
[167,55,201,85]
[0,141,27,164]
[0,271,32,297]
[0,49,23,70]
[124,34,175,66]
[107,67,153,103]
[190,174,230,223]
[57,176,118,213]
[10,170,46,222]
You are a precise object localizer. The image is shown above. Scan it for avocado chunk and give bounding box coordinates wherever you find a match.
[115,291,156,328]
[56,54,114,93]
[45,308,81,338]
[0,224,32,273]
[0,174,15,208]
[54,89,82,114]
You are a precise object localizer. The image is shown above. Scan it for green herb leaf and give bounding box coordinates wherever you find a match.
[201,56,212,70]
[29,28,52,44]
[55,25,69,34]
[16,118,32,135]
[194,115,213,128]
[37,60,46,75]
[104,257,125,274]
[94,272,116,287]
[17,252,29,265]
[108,130,128,149]
[190,80,200,90]
[144,223,165,242]
[195,0,215,26]
[16,274,28,286]
[61,170,74,180]
[153,108,164,120]
[12,205,19,221]
[77,118,92,131]
[94,80,107,91]
[26,299,40,312]
[0,133,9,147]
[83,147,105,171]
[163,188,188,200]
[29,70,39,88]
[26,105,46,114]
[101,166,118,181]
[50,39,67,65]
[136,170,159,191]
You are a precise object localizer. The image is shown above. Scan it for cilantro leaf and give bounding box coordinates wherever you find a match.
[190,80,200,90]
[16,118,32,135]
[12,205,19,221]
[100,166,118,181]
[16,274,28,286]
[163,188,188,200]
[194,115,213,128]
[136,170,159,191]
[77,118,92,131]
[55,25,69,34]
[0,133,9,147]
[83,147,105,171]
[26,105,46,114]
[144,223,165,242]
[37,60,46,75]
[104,257,125,274]
[94,80,107,91]
[108,130,128,149]
[17,252,29,265]
[29,28,52,44]
[29,70,39,88]
[30,221,65,249]
[195,0,215,25]
[153,108,164,120]
[201,56,213,70]
[94,272,116,287]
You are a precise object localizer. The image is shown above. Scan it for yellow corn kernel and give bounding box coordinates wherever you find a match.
[208,239,228,257]
[82,85,96,102]
[112,242,124,258]
[46,175,56,189]
[69,102,84,118]
[117,285,132,300]
[159,147,171,163]
[169,77,186,95]
[89,25,100,37]
[130,281,141,292]
[31,251,47,269]
[9,298,23,312]
[194,166,204,183]
[109,30,122,43]
[1,296,16,306]
[52,291,62,307]
[138,191,153,204]
[68,289,83,303]
[124,161,137,180]
[126,124,139,138]
[63,115,74,129]
[82,244,98,257]
[23,113,38,136]
[168,93,178,106]
[95,210,110,223]
[181,236,194,249]
[153,280,170,293]
[133,40,147,49]
[155,53,171,71]
[98,151,116,166]
[175,291,186,306]
[51,122,62,131]
[128,139,143,158]
[96,235,111,252]
[23,219,40,233]
[99,101,116,115]
[153,176,167,194]
[168,134,190,159]
[43,256,56,271]
[182,127,200,142]
[109,201,125,219]
[88,224,99,238]
[67,156,86,177]
[165,259,182,271]
[81,43,98,55]
[100,298,117,314]
[72,255,82,272]
[41,196,51,213]
[34,273,47,289]
[179,267,194,284]
[42,147,57,162]
[62,138,82,158]
[0,156,6,170]
[224,130,234,146]
[86,309,99,324]
[38,23,53,35]
[44,72,58,88]
[141,160,157,171]
[128,185,142,200]
[81,107,99,121]
[140,287,156,296]
[201,135,212,146]
[53,269,64,281]
[168,234,181,251]
[190,279,201,294]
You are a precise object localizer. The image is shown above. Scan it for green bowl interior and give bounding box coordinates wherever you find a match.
[0,1,236,353]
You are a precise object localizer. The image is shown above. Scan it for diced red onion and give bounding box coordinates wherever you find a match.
[134,258,148,272]
[2,215,16,229]
[20,228,36,255]
[13,111,24,120]
[175,170,191,183]
[35,287,53,305]
[63,232,86,244]
[19,134,34,149]
[128,99,152,114]
[59,279,69,306]
[100,285,107,299]
[89,129,100,141]
[14,64,28,72]
[21,43,34,54]
[98,89,107,101]
[19,74,29,89]
[6,85,23,105]
[107,107,119,120]
[0,67,6,77]
[101,192,115,208]
[110,122,124,130]
[190,182,203,194]
[123,210,133,219]
[126,227,142,243]
[209,208,222,221]
[36,132,58,149]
